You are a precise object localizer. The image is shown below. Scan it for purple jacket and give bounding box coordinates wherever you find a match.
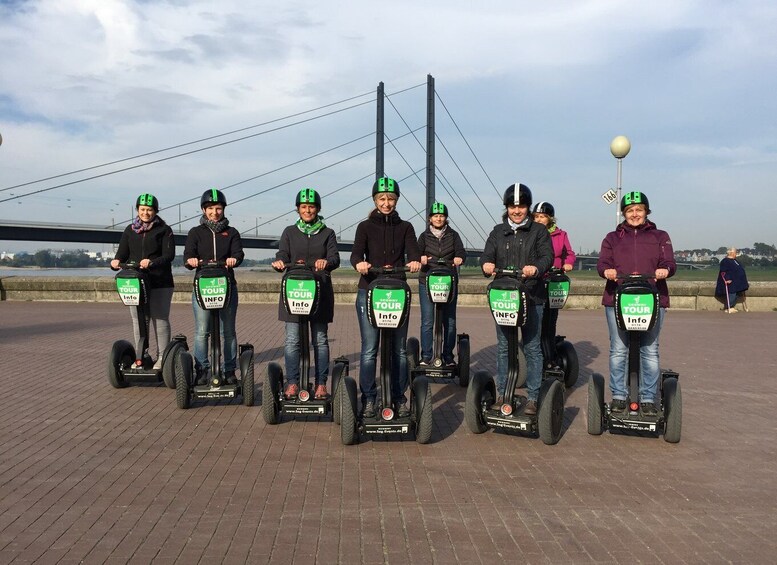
[550,227,576,269]
[597,220,676,307]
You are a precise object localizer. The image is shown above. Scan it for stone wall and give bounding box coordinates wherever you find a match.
[1,275,775,311]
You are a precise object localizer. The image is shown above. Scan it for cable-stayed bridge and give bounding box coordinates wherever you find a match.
[0,76,499,256]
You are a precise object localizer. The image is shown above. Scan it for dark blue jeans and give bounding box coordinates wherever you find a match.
[356,288,409,405]
[419,281,458,363]
[283,321,330,386]
[495,303,544,401]
[192,289,238,374]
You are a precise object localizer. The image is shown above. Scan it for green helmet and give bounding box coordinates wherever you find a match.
[295,188,321,209]
[136,193,159,211]
[372,176,400,198]
[200,188,227,208]
[621,191,650,213]
[429,202,448,217]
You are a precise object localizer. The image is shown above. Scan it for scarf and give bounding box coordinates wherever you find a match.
[131,215,160,234]
[296,215,326,235]
[508,216,530,231]
[200,214,230,233]
[430,224,447,239]
[548,224,557,234]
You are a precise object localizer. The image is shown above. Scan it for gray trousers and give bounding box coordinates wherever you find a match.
[129,286,174,359]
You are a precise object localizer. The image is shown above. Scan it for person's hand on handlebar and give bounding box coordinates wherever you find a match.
[655,268,669,280]
[314,258,328,271]
[407,261,421,273]
[563,263,573,272]
[110,259,120,270]
[482,262,496,276]
[225,258,237,268]
[453,257,463,267]
[522,265,538,278]
[186,258,200,269]
[604,268,617,281]
[139,258,151,269]
[271,260,285,271]
[355,261,371,275]
[420,255,429,266]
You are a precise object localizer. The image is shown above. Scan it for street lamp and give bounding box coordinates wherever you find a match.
[610,135,631,227]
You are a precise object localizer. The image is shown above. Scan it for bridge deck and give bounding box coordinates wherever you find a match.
[0,302,774,564]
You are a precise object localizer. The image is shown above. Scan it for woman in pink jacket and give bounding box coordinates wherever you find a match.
[532,201,575,342]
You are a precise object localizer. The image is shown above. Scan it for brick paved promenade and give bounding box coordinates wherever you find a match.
[1,301,775,564]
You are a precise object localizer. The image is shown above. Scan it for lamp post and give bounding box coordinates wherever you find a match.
[610,135,631,227]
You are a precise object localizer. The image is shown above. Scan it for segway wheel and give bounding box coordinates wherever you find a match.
[662,377,682,443]
[107,340,134,389]
[339,376,358,445]
[412,376,433,444]
[161,341,184,390]
[262,362,282,425]
[240,350,255,407]
[515,342,528,390]
[558,340,579,388]
[538,379,564,445]
[175,351,193,409]
[406,337,420,372]
[587,373,605,435]
[331,362,345,425]
[457,335,470,388]
[465,370,494,434]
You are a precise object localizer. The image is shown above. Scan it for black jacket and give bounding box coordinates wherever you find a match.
[113,218,175,289]
[417,225,466,284]
[275,224,340,323]
[480,217,554,304]
[183,223,245,283]
[349,209,421,290]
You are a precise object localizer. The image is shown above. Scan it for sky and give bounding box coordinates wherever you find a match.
[1,0,776,256]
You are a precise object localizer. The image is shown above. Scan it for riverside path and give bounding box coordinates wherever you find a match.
[0,301,775,564]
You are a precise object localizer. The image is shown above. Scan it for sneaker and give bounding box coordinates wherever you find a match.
[397,402,411,418]
[284,383,299,399]
[726,308,738,314]
[225,371,238,385]
[129,360,142,370]
[419,360,430,366]
[610,399,628,413]
[446,361,457,368]
[314,384,328,399]
[640,402,658,416]
[524,400,538,416]
[152,358,163,371]
[362,399,376,418]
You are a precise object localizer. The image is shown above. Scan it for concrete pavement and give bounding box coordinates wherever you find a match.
[0,301,775,564]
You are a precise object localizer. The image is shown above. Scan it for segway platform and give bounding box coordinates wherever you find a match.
[192,382,239,400]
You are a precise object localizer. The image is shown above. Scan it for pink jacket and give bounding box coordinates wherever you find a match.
[550,227,576,269]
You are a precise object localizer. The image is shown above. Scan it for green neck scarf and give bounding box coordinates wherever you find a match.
[548,224,557,234]
[296,215,326,235]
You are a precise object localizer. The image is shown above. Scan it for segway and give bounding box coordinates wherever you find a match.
[587,274,682,443]
[407,261,470,387]
[464,269,565,445]
[108,262,185,389]
[540,268,579,388]
[263,262,349,424]
[338,266,433,445]
[174,261,254,409]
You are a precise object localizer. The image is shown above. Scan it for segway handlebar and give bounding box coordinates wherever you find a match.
[273,260,319,273]
[111,261,142,272]
[367,265,412,274]
[187,259,233,270]
[615,272,656,282]
[484,267,540,279]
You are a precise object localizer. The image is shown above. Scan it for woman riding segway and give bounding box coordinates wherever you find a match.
[184,188,245,386]
[110,193,175,371]
[416,201,466,367]
[271,188,340,401]
[350,176,421,420]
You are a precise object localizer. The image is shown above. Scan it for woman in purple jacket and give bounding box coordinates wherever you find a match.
[596,191,676,416]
